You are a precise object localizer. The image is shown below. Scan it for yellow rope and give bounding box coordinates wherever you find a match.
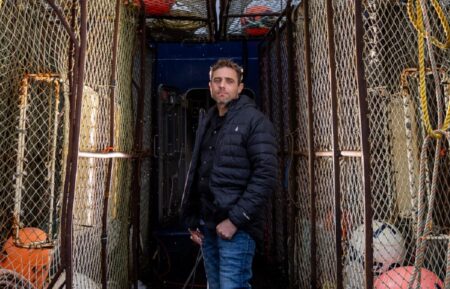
[407,0,450,138]
[407,0,450,49]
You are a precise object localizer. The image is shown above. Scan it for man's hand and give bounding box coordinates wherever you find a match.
[189,228,204,246]
[216,219,237,240]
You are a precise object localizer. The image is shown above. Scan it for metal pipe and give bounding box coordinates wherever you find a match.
[47,267,64,289]
[314,151,362,157]
[354,1,374,289]
[211,0,219,40]
[14,76,29,242]
[325,0,343,288]
[258,43,267,114]
[275,24,287,278]
[60,0,79,269]
[284,150,364,157]
[286,4,298,286]
[78,151,136,159]
[220,0,231,39]
[130,2,147,287]
[15,76,63,251]
[260,42,275,257]
[303,1,317,287]
[65,0,88,287]
[43,0,79,48]
[206,0,215,42]
[48,80,61,245]
[101,156,112,289]
[101,0,121,287]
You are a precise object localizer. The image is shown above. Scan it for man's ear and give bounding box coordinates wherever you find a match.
[238,82,244,94]
[209,81,214,98]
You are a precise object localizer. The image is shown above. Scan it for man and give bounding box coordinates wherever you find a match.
[180,58,278,289]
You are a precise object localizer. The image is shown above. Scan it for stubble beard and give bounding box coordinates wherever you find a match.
[213,92,238,106]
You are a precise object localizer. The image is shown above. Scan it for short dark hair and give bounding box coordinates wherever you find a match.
[209,58,244,83]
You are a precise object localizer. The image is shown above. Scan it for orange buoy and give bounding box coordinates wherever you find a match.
[0,227,51,289]
[136,0,175,16]
[374,266,443,289]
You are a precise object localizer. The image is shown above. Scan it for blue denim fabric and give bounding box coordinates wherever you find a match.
[201,228,256,289]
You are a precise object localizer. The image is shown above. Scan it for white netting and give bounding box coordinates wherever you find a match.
[0,1,145,288]
[260,0,450,288]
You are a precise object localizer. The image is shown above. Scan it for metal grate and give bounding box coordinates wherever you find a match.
[315,158,336,287]
[0,1,147,288]
[146,0,215,42]
[261,0,450,288]
[291,5,312,288]
[0,1,72,287]
[223,0,287,38]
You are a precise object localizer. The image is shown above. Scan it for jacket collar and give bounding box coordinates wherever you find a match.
[226,94,255,112]
[205,94,255,120]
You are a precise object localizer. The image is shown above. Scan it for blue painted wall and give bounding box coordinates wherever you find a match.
[153,40,261,104]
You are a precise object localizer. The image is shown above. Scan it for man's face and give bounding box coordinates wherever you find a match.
[209,67,244,105]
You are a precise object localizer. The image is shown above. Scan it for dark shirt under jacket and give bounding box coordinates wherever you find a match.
[196,110,226,229]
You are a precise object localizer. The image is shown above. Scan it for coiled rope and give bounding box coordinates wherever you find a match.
[407,0,450,288]
[408,130,448,289]
[407,0,450,138]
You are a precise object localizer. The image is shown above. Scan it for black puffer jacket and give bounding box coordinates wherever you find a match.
[180,95,278,245]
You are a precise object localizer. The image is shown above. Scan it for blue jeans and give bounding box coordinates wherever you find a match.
[201,228,256,289]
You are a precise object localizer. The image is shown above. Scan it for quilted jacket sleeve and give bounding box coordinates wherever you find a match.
[228,113,278,228]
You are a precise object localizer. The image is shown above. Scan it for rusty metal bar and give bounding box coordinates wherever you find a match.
[325,0,343,288]
[15,77,29,247]
[22,73,61,80]
[220,0,231,39]
[60,0,79,271]
[47,267,64,289]
[129,2,147,287]
[263,40,275,259]
[303,1,317,288]
[258,41,269,114]
[354,1,374,289]
[206,0,215,41]
[286,3,298,285]
[14,74,62,250]
[101,1,121,287]
[43,0,79,48]
[275,23,288,278]
[65,0,88,287]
